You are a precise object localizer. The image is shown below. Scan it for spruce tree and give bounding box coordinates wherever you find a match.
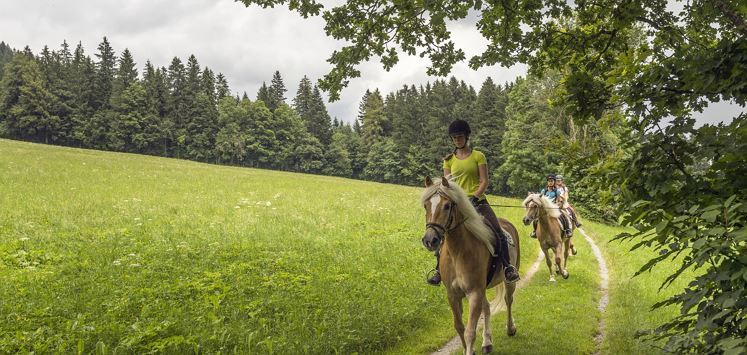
[267,70,286,112]
[0,51,59,143]
[215,73,230,99]
[93,37,116,111]
[201,67,216,106]
[166,57,187,157]
[69,42,97,146]
[0,41,15,78]
[359,89,386,144]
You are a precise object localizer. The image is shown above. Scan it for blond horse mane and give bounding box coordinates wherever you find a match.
[421,178,496,255]
[522,193,562,219]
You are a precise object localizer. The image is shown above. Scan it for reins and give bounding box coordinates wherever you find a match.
[489,204,563,209]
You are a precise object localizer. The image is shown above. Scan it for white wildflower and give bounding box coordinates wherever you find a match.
[112,260,122,266]
[19,237,29,242]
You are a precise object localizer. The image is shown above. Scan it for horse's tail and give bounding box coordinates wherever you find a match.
[493,282,507,312]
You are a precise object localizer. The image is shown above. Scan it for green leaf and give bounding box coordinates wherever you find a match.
[701,209,720,223]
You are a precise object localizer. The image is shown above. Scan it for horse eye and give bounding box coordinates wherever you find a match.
[444,203,451,210]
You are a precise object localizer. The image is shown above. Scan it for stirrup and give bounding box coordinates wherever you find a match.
[426,269,441,286]
[504,265,520,283]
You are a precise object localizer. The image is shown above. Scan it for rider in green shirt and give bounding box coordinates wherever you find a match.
[427,119,520,285]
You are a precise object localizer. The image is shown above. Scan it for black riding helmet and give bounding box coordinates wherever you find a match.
[448,119,471,137]
[546,173,556,181]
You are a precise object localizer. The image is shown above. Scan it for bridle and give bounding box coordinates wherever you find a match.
[524,197,541,222]
[424,191,467,244]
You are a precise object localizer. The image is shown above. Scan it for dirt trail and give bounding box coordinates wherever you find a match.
[578,228,610,354]
[430,251,545,355]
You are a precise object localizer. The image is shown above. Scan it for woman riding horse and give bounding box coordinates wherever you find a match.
[427,119,519,285]
[422,177,520,353]
[522,193,571,281]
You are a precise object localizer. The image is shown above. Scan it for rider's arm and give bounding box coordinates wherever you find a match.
[443,168,451,179]
[474,164,488,198]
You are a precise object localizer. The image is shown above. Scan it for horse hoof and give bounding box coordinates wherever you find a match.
[549,277,556,282]
[507,326,517,337]
[562,271,570,279]
[482,345,493,353]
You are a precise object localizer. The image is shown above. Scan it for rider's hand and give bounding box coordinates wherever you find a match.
[469,196,479,207]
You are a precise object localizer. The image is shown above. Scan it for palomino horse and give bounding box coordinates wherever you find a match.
[522,193,570,281]
[421,177,520,354]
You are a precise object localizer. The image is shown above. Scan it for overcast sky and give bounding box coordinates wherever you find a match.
[1,0,742,125]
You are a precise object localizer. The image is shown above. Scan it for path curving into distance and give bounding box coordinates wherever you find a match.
[430,251,545,355]
[578,228,610,354]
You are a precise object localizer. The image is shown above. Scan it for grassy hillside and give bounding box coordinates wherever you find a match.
[0,139,690,354]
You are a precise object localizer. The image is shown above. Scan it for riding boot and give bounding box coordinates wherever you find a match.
[426,251,441,286]
[496,228,520,283]
[530,220,537,238]
[570,208,582,228]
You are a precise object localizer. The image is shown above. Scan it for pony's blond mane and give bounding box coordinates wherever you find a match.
[522,193,561,219]
[421,178,495,255]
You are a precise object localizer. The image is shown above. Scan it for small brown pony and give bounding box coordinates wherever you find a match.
[421,177,520,354]
[521,193,571,281]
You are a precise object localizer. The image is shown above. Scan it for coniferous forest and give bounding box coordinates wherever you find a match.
[0,38,624,221]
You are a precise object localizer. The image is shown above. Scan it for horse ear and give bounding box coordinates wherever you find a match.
[527,191,533,196]
[425,176,433,187]
[441,176,450,187]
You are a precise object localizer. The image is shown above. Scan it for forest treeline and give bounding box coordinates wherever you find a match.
[0,38,624,221]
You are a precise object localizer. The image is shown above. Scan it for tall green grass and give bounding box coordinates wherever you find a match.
[0,139,690,354]
[0,139,444,353]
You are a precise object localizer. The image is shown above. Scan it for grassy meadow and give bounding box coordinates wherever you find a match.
[0,139,690,354]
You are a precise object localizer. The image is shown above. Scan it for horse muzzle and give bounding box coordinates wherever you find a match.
[422,229,442,252]
[522,216,532,226]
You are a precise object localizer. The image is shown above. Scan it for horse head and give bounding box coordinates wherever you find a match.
[421,176,457,252]
[522,192,542,226]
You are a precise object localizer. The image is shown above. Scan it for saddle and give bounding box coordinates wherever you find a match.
[483,219,510,285]
[558,214,572,237]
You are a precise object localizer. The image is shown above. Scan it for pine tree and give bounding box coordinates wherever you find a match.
[256,82,269,104]
[472,77,510,193]
[93,37,116,111]
[293,76,332,145]
[0,41,15,78]
[110,48,138,109]
[292,76,313,119]
[215,73,230,99]
[166,57,188,157]
[267,70,287,112]
[359,89,386,144]
[201,67,216,105]
[69,42,97,146]
[141,62,170,155]
[0,51,59,143]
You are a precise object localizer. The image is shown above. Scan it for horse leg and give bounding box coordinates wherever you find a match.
[544,248,555,282]
[481,295,493,353]
[447,292,466,350]
[464,292,484,355]
[505,281,517,337]
[556,243,569,279]
[563,239,571,269]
